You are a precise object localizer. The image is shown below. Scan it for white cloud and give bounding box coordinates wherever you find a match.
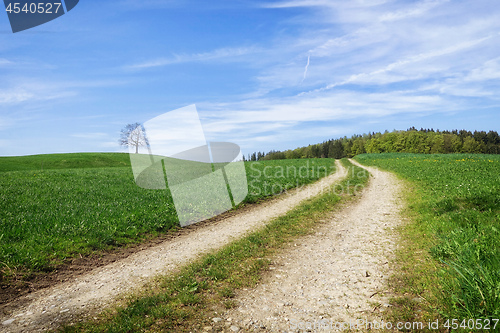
[301,55,310,82]
[0,78,128,106]
[0,113,41,132]
[0,117,13,131]
[0,85,75,105]
[5,0,499,155]
[0,58,13,66]
[261,0,333,8]
[118,0,181,9]
[312,35,495,91]
[99,141,120,148]
[71,132,108,139]
[248,0,500,108]
[201,89,450,146]
[190,0,500,154]
[125,47,258,70]
[200,88,455,152]
[379,0,450,22]
[465,57,500,82]
[425,56,500,98]
[262,0,389,9]
[0,89,35,104]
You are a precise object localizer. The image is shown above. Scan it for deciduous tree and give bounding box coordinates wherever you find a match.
[119,123,149,154]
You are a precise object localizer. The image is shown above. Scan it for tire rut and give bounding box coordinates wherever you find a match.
[221,160,403,332]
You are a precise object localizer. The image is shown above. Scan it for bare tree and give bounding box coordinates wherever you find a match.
[119,123,149,154]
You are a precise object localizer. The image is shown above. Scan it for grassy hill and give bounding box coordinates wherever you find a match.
[0,152,131,172]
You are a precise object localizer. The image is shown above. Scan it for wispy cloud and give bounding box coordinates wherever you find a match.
[0,89,35,104]
[251,1,500,96]
[0,77,129,106]
[0,84,76,105]
[261,0,389,9]
[201,88,451,144]
[125,47,258,70]
[0,117,13,131]
[196,0,500,151]
[312,35,495,92]
[3,0,500,156]
[71,132,108,139]
[379,0,450,22]
[99,141,121,148]
[301,55,310,83]
[464,57,500,82]
[0,58,13,66]
[118,0,181,9]
[0,113,40,131]
[261,0,333,8]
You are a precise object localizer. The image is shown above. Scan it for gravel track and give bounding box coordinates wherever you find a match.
[219,160,403,332]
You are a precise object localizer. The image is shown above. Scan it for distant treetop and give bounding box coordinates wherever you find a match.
[251,128,500,161]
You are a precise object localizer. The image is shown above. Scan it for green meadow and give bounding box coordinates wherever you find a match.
[356,153,500,320]
[0,153,335,277]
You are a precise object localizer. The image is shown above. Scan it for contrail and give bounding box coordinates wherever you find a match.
[302,55,310,83]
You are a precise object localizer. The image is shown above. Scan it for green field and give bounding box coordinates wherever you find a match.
[0,153,336,277]
[356,153,500,319]
[0,153,131,172]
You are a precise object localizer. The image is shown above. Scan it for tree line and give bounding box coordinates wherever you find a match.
[244,128,500,161]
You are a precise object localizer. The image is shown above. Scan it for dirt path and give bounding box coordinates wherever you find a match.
[221,160,403,332]
[1,161,347,333]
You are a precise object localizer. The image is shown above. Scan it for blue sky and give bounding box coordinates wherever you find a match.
[1,0,500,156]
